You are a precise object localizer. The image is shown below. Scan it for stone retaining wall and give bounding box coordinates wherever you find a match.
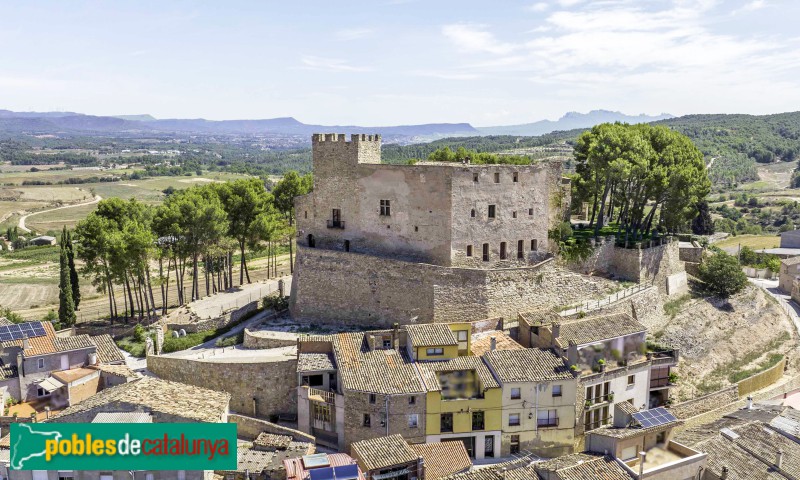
[669,386,739,420]
[165,301,260,333]
[228,413,314,443]
[243,329,299,349]
[148,354,297,418]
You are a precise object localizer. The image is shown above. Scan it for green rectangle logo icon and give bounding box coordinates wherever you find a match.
[10,423,237,470]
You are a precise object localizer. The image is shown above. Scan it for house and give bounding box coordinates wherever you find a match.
[0,376,231,479]
[409,442,472,480]
[29,235,56,246]
[351,434,424,480]
[482,348,578,457]
[285,453,365,480]
[218,432,315,480]
[779,257,800,293]
[533,453,634,480]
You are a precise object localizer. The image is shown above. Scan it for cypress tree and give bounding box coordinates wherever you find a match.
[64,228,81,309]
[58,242,76,327]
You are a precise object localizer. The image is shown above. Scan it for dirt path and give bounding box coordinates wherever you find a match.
[18,195,102,233]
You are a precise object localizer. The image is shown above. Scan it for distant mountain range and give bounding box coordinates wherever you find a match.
[476,110,674,136]
[0,108,671,140]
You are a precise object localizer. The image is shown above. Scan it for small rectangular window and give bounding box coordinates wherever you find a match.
[531,239,538,251]
[628,374,636,386]
[408,414,419,428]
[380,199,391,216]
[494,172,500,183]
[382,339,391,349]
[500,242,507,260]
[513,172,518,182]
[363,414,371,427]
[472,411,485,430]
[512,211,517,218]
[369,393,376,404]
[441,413,453,432]
[426,347,444,356]
[509,413,521,426]
[510,434,520,454]
[488,205,496,218]
[304,211,308,219]
[482,243,489,262]
[517,240,524,259]
[473,172,479,182]
[409,396,416,405]
[466,245,473,257]
[511,387,521,400]
[553,384,562,397]
[414,226,418,232]
[37,358,44,369]
[528,208,533,215]
[537,409,558,428]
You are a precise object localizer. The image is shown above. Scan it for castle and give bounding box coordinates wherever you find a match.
[289,133,577,326]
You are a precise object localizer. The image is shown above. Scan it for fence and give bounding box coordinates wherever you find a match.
[559,281,654,317]
[738,357,787,397]
[195,282,280,319]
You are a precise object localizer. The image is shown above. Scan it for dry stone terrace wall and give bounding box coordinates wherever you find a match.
[290,247,618,327]
[147,354,298,419]
[668,386,739,420]
[228,413,314,443]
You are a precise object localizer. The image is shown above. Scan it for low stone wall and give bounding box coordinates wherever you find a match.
[243,329,298,349]
[561,286,662,332]
[165,301,260,333]
[738,357,787,397]
[147,354,298,418]
[228,413,314,443]
[669,386,739,420]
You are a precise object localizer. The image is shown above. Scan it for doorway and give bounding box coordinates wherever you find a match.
[307,234,315,248]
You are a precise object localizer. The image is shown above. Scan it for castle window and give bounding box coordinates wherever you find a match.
[494,172,500,183]
[304,211,307,219]
[488,205,496,218]
[517,240,524,259]
[513,172,518,182]
[415,226,419,232]
[471,209,476,218]
[500,242,507,260]
[380,200,391,216]
[531,239,538,251]
[512,211,517,218]
[409,396,416,405]
[466,245,473,257]
[369,393,376,404]
[344,240,350,252]
[363,414,371,427]
[482,243,489,261]
[473,173,479,182]
[529,208,533,215]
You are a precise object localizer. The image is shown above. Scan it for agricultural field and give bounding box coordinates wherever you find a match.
[714,234,780,250]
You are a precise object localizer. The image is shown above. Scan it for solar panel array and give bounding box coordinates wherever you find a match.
[0,322,46,342]
[631,407,677,428]
[308,465,360,480]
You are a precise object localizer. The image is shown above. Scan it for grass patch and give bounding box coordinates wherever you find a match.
[2,245,60,263]
[729,353,784,383]
[116,336,148,358]
[215,330,244,347]
[0,277,58,285]
[714,234,780,250]
[663,294,693,318]
[705,331,790,384]
[161,306,263,353]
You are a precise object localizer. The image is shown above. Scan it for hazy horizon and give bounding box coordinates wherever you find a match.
[2,0,798,125]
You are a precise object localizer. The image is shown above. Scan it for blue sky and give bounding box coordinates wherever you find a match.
[1,0,798,125]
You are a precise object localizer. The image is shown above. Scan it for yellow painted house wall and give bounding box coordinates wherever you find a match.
[416,344,460,361]
[425,388,503,435]
[446,322,472,355]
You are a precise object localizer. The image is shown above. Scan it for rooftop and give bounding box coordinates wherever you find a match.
[406,323,458,348]
[90,334,125,364]
[54,334,96,352]
[51,367,97,384]
[297,352,336,373]
[534,453,633,480]
[558,313,646,346]
[519,308,561,327]
[0,321,58,357]
[49,376,230,423]
[351,434,419,471]
[285,452,365,480]
[254,433,293,451]
[93,363,138,379]
[409,441,472,480]
[417,355,500,392]
[332,332,427,394]
[471,331,524,356]
[92,411,152,423]
[483,348,573,383]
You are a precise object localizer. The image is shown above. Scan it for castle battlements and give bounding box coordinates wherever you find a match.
[311,133,381,143]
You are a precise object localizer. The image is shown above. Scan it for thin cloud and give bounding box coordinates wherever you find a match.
[441,24,517,55]
[300,56,372,72]
[527,2,549,12]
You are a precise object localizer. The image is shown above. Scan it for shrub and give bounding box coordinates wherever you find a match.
[263,295,289,311]
[699,252,748,298]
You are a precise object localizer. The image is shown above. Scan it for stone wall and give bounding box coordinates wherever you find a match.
[164,300,259,333]
[147,354,297,418]
[342,390,426,452]
[291,247,615,327]
[228,413,314,443]
[243,329,298,349]
[669,386,739,420]
[561,286,662,331]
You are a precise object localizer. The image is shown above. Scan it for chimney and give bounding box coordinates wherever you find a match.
[551,322,561,343]
[490,336,497,352]
[22,336,30,351]
[747,396,753,410]
[720,466,729,479]
[776,449,784,470]
[393,323,399,350]
[638,451,646,478]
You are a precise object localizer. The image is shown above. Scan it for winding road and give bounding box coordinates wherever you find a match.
[17,195,102,233]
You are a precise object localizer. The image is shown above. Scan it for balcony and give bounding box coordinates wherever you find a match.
[537,418,559,428]
[308,387,336,404]
[327,220,345,229]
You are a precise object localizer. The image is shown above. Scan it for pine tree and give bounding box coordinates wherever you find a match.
[63,228,81,309]
[58,244,76,327]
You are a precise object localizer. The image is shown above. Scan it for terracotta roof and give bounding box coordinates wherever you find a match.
[406,324,458,347]
[351,434,419,471]
[254,433,293,450]
[519,308,560,327]
[558,313,646,346]
[297,353,336,372]
[695,422,792,479]
[92,412,152,423]
[0,362,18,380]
[616,401,639,416]
[51,367,97,384]
[1,321,57,357]
[443,455,537,480]
[483,348,574,383]
[90,334,125,364]
[534,453,633,480]
[471,332,524,356]
[782,257,800,266]
[410,441,472,480]
[49,376,230,423]
[55,335,95,353]
[417,356,500,392]
[285,453,365,480]
[587,420,682,440]
[333,333,427,394]
[94,363,138,379]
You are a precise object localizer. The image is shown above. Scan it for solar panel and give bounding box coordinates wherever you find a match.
[632,407,677,428]
[309,467,335,480]
[333,464,359,480]
[0,322,48,343]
